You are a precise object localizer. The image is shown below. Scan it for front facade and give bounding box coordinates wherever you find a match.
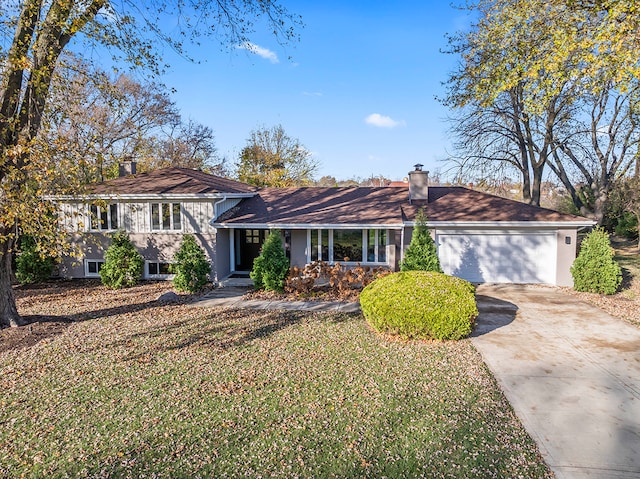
[56,166,594,287]
[55,167,255,281]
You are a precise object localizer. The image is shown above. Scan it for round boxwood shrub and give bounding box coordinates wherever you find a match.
[360,271,478,340]
[571,227,622,295]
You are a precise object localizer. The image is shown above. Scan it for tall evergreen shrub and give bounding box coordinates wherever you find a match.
[172,234,210,293]
[400,207,442,272]
[100,231,144,289]
[251,230,290,292]
[571,227,622,295]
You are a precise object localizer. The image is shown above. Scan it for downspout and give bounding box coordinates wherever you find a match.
[400,226,405,267]
[212,195,228,223]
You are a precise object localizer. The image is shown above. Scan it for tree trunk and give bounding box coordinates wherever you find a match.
[530,167,543,207]
[0,235,24,328]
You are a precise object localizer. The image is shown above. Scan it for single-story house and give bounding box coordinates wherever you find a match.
[55,164,595,286]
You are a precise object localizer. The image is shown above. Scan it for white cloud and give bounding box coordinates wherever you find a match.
[364,113,405,128]
[237,42,279,64]
[303,91,323,97]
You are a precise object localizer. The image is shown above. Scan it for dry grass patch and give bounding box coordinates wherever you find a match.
[1,281,553,478]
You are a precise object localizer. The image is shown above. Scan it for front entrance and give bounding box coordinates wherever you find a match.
[234,229,268,271]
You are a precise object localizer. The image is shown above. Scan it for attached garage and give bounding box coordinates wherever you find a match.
[436,230,558,284]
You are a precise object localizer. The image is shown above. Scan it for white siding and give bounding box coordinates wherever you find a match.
[215,198,242,219]
[58,199,221,234]
[182,201,215,233]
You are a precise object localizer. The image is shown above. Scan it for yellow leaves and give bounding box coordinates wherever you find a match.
[448,0,640,109]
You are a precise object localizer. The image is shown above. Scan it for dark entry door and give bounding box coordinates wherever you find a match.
[235,229,268,271]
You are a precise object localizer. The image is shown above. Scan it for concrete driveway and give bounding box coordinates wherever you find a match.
[473,284,640,479]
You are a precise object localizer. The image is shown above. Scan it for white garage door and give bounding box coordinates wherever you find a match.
[436,231,557,284]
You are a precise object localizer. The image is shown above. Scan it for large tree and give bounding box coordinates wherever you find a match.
[444,0,640,214]
[42,60,180,183]
[447,84,574,206]
[446,0,638,107]
[44,60,226,180]
[0,0,301,328]
[548,85,640,221]
[237,124,318,187]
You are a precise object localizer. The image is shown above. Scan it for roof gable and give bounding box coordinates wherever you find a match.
[90,167,256,196]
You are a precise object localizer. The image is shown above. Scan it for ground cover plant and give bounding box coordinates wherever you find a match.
[1,281,553,478]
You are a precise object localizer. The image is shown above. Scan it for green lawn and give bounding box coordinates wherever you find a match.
[1,283,552,478]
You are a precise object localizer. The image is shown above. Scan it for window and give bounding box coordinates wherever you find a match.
[147,261,173,278]
[367,229,387,263]
[333,229,363,262]
[245,229,261,244]
[151,203,181,230]
[85,259,104,277]
[310,229,329,261]
[90,204,118,231]
[307,229,388,264]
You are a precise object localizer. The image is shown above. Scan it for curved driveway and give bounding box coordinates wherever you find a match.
[473,284,640,479]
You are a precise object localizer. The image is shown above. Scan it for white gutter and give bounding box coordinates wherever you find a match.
[211,222,406,230]
[48,192,255,201]
[416,220,597,229]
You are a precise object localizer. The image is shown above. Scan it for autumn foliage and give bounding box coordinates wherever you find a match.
[286,261,390,301]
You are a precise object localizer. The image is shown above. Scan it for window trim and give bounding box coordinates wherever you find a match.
[84,259,105,277]
[307,229,389,264]
[89,204,119,231]
[145,260,174,279]
[151,202,182,231]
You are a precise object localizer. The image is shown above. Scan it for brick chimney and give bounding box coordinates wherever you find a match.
[408,164,429,203]
[119,160,137,177]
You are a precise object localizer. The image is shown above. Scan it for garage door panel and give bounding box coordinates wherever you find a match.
[436,232,556,284]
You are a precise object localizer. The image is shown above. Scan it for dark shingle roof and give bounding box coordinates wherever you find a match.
[90,167,256,195]
[405,187,583,222]
[217,187,409,225]
[217,186,589,226]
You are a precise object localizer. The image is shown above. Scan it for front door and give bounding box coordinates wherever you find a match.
[235,229,268,271]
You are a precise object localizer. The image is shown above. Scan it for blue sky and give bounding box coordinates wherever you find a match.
[161,2,470,181]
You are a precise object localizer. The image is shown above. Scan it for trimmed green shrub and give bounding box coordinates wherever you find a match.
[614,211,638,240]
[400,207,442,272]
[360,271,477,341]
[100,231,144,289]
[15,235,56,284]
[172,234,210,293]
[251,230,290,292]
[571,227,622,295]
